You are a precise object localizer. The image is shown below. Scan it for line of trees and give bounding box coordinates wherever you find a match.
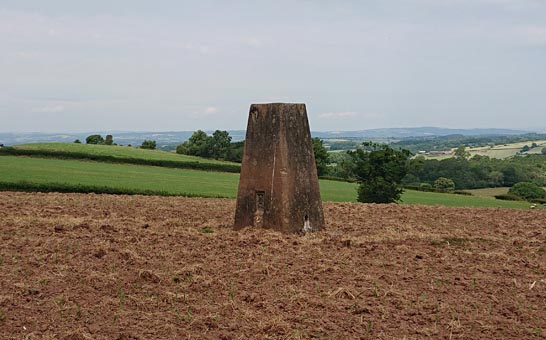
[327,145,546,190]
[80,135,157,149]
[176,130,244,162]
[403,152,546,189]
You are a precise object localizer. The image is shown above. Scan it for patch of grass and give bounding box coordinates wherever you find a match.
[467,187,510,198]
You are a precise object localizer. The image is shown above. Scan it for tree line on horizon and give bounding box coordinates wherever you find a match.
[78,134,157,150]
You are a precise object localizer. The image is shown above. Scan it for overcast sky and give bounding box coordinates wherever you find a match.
[1,0,545,132]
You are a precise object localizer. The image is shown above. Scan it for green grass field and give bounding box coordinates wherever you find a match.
[467,187,509,197]
[14,142,236,165]
[424,140,546,160]
[1,155,541,209]
[399,190,540,209]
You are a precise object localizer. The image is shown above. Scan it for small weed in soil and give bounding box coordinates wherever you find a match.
[118,288,127,310]
[186,306,192,322]
[0,310,5,323]
[229,282,237,301]
[431,237,468,247]
[200,226,213,233]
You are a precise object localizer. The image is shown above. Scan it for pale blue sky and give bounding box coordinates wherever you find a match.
[1,0,545,132]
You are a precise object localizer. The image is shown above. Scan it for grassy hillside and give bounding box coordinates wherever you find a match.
[424,140,546,160]
[1,155,542,209]
[14,142,235,164]
[399,190,538,209]
[0,155,239,198]
[4,143,240,173]
[466,140,546,159]
[467,187,509,197]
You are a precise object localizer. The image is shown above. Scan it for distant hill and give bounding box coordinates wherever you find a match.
[312,127,532,139]
[0,127,533,148]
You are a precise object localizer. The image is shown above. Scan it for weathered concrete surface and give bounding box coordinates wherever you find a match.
[234,103,325,233]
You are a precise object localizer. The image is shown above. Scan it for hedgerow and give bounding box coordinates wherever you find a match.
[0,180,229,198]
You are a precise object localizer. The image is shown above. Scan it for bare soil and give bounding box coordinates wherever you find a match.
[1,192,545,339]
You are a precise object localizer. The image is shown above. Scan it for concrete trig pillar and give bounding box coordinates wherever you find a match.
[234,103,325,233]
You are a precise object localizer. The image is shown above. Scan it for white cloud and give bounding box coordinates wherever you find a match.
[514,26,546,45]
[410,0,541,10]
[205,106,218,114]
[243,37,263,48]
[318,112,356,119]
[32,104,65,113]
[185,106,219,118]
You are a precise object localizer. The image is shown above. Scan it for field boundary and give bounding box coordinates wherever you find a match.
[0,180,229,198]
[0,147,241,173]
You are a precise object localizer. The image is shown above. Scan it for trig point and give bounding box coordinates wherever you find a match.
[234,103,325,233]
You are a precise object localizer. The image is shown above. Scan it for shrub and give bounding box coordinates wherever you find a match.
[0,181,228,198]
[349,142,410,203]
[529,198,546,204]
[453,190,473,196]
[508,182,546,201]
[434,177,455,191]
[420,183,433,190]
[105,135,114,145]
[494,194,523,201]
[140,140,157,150]
[86,135,104,144]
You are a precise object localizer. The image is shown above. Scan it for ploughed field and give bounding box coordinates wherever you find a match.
[1,192,545,339]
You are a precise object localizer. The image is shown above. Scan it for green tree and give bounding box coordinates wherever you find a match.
[210,130,232,160]
[542,147,546,155]
[327,151,354,179]
[86,134,104,144]
[176,130,243,161]
[488,171,504,187]
[420,183,433,191]
[104,135,114,145]
[434,177,455,191]
[177,130,211,157]
[521,145,530,152]
[312,138,329,176]
[508,182,546,201]
[454,145,470,159]
[74,139,81,144]
[140,140,156,150]
[226,141,244,163]
[531,142,538,148]
[348,142,410,203]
